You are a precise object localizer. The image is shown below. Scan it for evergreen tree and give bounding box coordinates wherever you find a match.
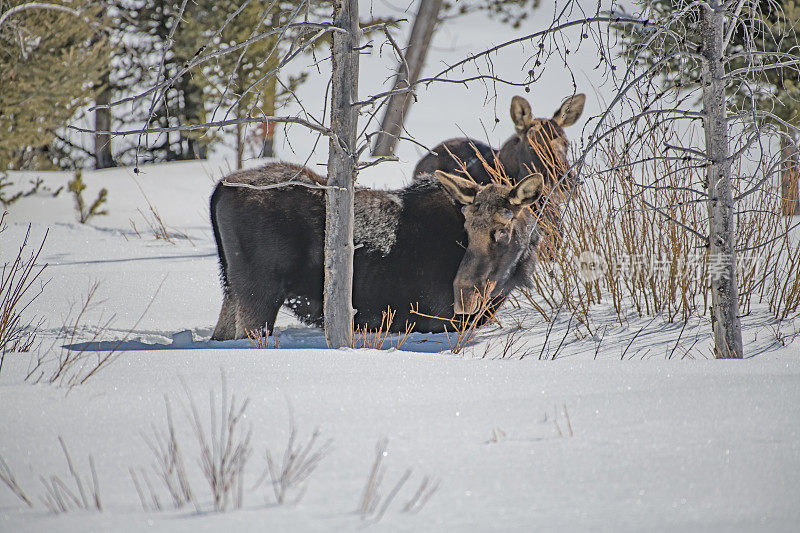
[111,0,332,166]
[0,1,109,169]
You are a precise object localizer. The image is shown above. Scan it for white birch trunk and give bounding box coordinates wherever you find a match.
[324,0,359,348]
[700,1,743,359]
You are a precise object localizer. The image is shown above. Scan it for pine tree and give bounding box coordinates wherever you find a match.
[0,1,109,169]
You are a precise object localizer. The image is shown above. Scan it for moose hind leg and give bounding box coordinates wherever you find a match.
[233,288,285,339]
[211,291,237,340]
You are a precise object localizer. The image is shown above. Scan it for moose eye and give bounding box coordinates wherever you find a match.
[461,205,468,214]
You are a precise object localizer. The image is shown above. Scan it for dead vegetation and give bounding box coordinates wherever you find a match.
[0,437,101,514]
[351,306,414,350]
[25,279,161,388]
[0,214,48,368]
[0,455,33,507]
[139,397,195,510]
[265,423,331,505]
[517,110,800,338]
[358,438,439,522]
[411,283,501,354]
[186,375,252,512]
[126,181,192,244]
[246,327,280,349]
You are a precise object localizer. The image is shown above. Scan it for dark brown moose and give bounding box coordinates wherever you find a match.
[210,163,543,339]
[414,93,586,256]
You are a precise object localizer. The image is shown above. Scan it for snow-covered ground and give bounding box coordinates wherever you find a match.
[2,1,800,530]
[1,158,799,532]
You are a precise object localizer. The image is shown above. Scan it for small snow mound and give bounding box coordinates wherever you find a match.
[170,330,194,347]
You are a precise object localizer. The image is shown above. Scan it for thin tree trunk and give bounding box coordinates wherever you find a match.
[260,41,278,158]
[781,132,799,217]
[700,1,743,359]
[324,0,359,348]
[235,67,245,169]
[236,118,244,170]
[371,0,442,156]
[94,69,113,169]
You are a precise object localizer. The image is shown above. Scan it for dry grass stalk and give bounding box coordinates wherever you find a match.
[143,397,195,509]
[484,427,507,444]
[351,307,415,350]
[358,439,438,522]
[476,322,531,360]
[553,404,574,438]
[129,467,162,512]
[246,327,280,349]
[401,476,440,514]
[127,177,192,244]
[0,214,48,367]
[265,425,332,505]
[38,436,102,514]
[0,455,33,507]
[411,283,500,354]
[185,374,251,512]
[132,206,192,244]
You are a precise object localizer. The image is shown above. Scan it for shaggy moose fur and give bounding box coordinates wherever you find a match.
[413,94,585,256]
[210,163,542,339]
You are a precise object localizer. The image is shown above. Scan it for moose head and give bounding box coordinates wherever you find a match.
[435,170,543,315]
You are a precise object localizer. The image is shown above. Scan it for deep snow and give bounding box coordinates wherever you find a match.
[1,157,799,533]
[2,0,800,530]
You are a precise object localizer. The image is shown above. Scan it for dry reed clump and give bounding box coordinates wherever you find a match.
[265,423,331,505]
[351,306,414,350]
[0,437,101,514]
[246,327,280,349]
[522,114,800,336]
[185,375,251,512]
[357,438,439,522]
[0,214,48,366]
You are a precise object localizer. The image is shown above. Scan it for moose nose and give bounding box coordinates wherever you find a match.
[454,285,481,315]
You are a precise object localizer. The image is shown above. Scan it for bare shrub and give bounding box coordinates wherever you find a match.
[185,374,251,512]
[130,206,191,244]
[474,320,532,360]
[525,101,800,336]
[129,467,163,512]
[411,283,500,354]
[26,278,162,387]
[265,424,331,505]
[128,181,191,244]
[358,439,438,522]
[1,214,48,367]
[143,397,195,510]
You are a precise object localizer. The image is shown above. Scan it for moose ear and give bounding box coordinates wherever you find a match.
[508,173,543,206]
[510,95,534,135]
[435,170,479,205]
[552,93,586,127]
